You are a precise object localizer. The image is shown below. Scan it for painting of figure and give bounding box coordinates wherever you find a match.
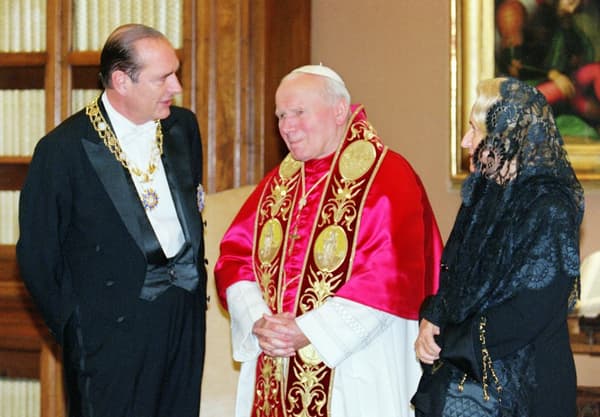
[495,0,600,143]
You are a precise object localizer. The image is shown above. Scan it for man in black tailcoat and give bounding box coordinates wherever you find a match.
[17,24,206,417]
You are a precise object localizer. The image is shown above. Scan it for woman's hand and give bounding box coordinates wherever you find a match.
[414,319,441,364]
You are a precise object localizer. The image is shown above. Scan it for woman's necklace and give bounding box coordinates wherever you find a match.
[288,165,329,253]
[86,96,164,211]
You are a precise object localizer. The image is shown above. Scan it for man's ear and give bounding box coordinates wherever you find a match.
[111,70,130,94]
[334,99,350,125]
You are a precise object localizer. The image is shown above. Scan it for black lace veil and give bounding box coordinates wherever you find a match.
[438,77,584,324]
[471,78,583,201]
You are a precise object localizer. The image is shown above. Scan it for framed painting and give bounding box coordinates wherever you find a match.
[450,0,600,183]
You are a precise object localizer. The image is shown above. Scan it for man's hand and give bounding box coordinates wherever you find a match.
[414,319,441,364]
[252,312,310,357]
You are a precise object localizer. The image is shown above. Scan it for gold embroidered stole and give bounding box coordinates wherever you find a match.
[252,106,386,417]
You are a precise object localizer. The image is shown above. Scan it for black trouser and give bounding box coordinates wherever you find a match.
[63,286,205,417]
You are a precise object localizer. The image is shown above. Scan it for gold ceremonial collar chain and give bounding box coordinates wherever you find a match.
[85,96,164,183]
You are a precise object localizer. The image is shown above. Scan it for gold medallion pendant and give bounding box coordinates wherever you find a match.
[141,188,159,211]
[86,96,164,212]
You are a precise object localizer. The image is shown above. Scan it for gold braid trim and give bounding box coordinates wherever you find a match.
[457,315,503,402]
[479,316,502,401]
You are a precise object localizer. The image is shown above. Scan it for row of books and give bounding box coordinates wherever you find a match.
[0,191,19,245]
[0,90,45,157]
[72,0,183,50]
[0,0,46,52]
[0,0,182,53]
[0,88,185,158]
[0,378,40,417]
[0,89,104,157]
[72,88,102,115]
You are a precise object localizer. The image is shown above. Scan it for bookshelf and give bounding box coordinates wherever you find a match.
[0,31,48,406]
[0,0,310,415]
[0,0,311,187]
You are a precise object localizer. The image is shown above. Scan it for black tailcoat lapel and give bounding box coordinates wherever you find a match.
[80,104,202,263]
[161,117,203,257]
[80,104,165,262]
[81,127,149,256]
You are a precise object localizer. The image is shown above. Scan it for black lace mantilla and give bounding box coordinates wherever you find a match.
[438,77,584,323]
[421,78,585,414]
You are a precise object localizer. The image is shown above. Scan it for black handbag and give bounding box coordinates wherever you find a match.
[443,368,501,416]
[412,360,501,417]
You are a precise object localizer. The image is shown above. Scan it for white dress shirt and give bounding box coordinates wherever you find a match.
[101,93,185,257]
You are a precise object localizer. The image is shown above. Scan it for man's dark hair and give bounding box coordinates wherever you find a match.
[99,24,167,88]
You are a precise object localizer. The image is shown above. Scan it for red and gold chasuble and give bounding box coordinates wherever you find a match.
[251,106,386,417]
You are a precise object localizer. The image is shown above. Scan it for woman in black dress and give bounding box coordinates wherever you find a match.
[412,77,584,417]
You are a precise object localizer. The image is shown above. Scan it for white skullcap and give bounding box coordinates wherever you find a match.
[290,64,346,86]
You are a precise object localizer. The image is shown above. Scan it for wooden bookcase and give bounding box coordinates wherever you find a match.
[0,1,310,415]
[0,0,311,188]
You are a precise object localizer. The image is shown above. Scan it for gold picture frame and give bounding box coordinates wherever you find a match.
[450,0,600,184]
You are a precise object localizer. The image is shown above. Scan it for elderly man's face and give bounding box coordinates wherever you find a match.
[275,74,346,161]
